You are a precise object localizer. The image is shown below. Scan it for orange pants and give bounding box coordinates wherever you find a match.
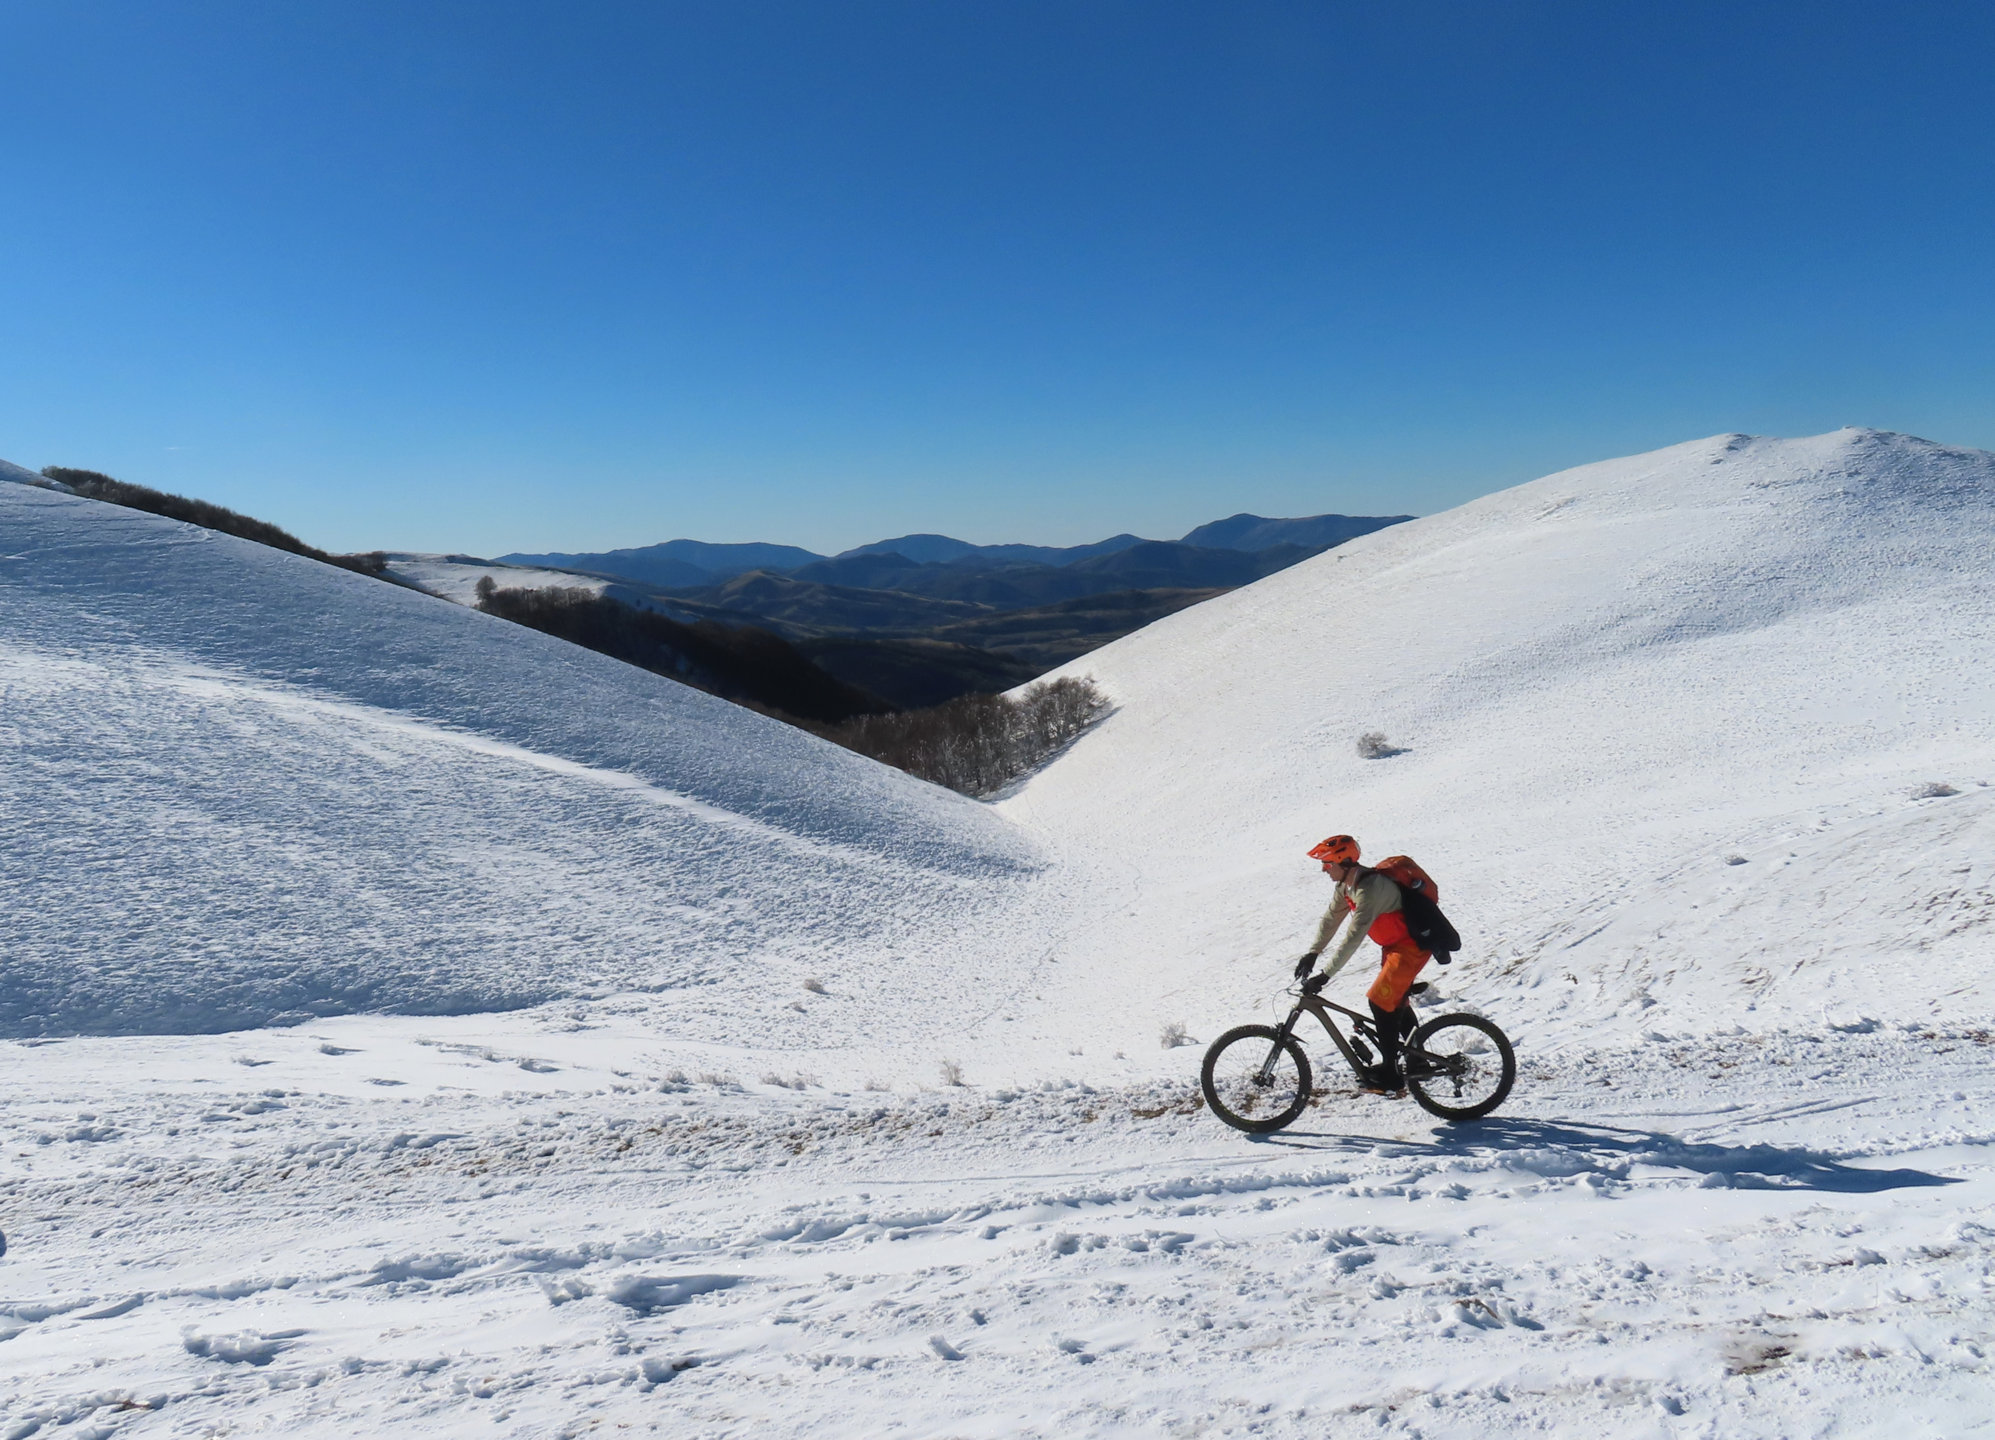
[1367,940,1430,1011]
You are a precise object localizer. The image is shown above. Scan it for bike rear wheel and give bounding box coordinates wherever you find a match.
[1200,1024,1313,1133]
[1404,1013,1515,1121]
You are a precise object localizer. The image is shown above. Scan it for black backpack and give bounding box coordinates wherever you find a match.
[1397,884,1462,963]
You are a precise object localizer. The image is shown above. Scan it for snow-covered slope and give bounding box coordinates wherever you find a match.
[996,428,1995,1056]
[381,553,611,605]
[0,480,1035,1036]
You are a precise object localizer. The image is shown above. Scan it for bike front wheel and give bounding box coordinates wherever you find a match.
[1404,1013,1515,1121]
[1200,1024,1313,1133]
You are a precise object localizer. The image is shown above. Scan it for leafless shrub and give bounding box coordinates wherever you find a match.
[938,1058,965,1087]
[759,1073,816,1090]
[696,1071,735,1087]
[1159,1021,1193,1049]
[863,1077,890,1092]
[1912,781,1960,799]
[1356,731,1404,759]
[826,676,1110,797]
[802,977,827,995]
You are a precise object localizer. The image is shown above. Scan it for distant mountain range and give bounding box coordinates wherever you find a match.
[4,457,1415,720]
[501,512,1410,591]
[493,510,1411,708]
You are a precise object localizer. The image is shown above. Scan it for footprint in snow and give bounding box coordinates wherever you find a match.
[182,1329,304,1366]
[607,1274,742,1315]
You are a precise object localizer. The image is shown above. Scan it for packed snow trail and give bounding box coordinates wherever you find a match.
[1,1021,1990,1438]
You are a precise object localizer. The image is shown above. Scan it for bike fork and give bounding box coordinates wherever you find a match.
[1257,1006,1304,1084]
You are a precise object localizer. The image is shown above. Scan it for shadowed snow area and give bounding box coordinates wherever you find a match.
[0,482,1035,1035]
[1000,428,1995,1058]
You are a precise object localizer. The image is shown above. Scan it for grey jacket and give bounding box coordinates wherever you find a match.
[1311,869,1402,982]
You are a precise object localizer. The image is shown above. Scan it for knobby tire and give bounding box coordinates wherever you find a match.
[1403,1012,1516,1121]
[1200,1024,1313,1134]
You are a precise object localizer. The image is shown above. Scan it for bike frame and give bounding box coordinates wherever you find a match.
[1269,990,1380,1080]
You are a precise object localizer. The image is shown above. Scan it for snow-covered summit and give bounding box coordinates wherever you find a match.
[997,429,1995,1050]
[0,482,1035,1036]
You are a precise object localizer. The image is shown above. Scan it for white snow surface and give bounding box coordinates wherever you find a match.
[3,430,1994,1437]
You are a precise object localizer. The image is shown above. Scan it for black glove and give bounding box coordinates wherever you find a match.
[1301,973,1327,995]
[1293,950,1320,979]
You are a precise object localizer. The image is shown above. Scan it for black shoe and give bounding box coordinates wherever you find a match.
[1356,1065,1404,1095]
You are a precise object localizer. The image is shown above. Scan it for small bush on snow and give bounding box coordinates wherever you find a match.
[938,1059,965,1087]
[802,977,827,994]
[1912,781,1960,798]
[1159,1021,1193,1049]
[1356,731,1403,759]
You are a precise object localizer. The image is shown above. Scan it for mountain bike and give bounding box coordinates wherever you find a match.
[1200,980,1515,1131]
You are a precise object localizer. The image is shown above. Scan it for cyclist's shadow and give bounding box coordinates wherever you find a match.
[1255,1113,1959,1194]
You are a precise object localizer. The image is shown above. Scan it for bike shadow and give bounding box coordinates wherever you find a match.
[1256,1113,1959,1194]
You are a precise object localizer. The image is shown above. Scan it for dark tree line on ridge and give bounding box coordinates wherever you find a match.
[40,467,390,579]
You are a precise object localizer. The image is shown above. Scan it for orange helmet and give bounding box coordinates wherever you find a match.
[1308,834,1360,867]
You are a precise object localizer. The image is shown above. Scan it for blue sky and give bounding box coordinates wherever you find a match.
[5,1,1992,554]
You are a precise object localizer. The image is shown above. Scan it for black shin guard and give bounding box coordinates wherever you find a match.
[1369,1001,1413,1076]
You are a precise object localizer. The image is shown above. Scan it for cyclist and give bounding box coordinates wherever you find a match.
[1293,834,1427,1093]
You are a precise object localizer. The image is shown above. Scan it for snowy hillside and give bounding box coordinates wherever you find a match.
[0,479,1035,1037]
[997,428,1995,1058]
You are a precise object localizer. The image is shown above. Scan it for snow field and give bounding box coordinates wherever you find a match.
[6,431,1995,1435]
[1,1021,1990,1437]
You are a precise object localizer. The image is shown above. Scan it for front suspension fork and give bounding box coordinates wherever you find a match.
[1258,1004,1306,1084]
